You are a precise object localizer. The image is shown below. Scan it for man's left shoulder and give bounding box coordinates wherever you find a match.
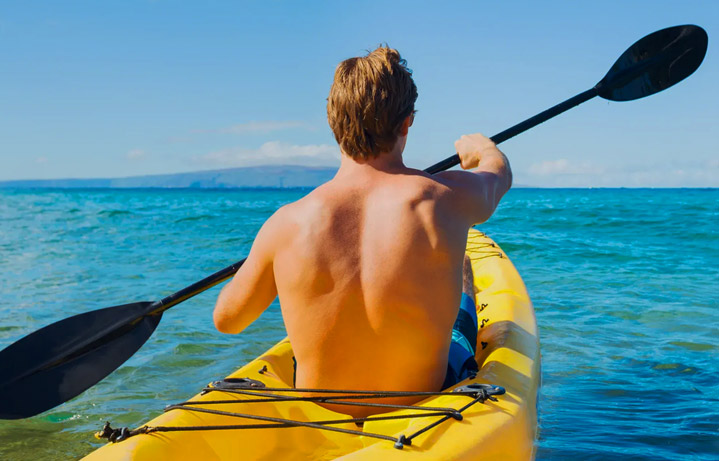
[264,192,325,234]
[264,200,300,230]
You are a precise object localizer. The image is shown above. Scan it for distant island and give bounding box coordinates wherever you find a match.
[0,165,535,189]
[0,165,338,189]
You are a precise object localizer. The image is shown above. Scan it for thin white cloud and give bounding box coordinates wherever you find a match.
[197,141,341,167]
[519,158,719,187]
[126,149,146,160]
[34,156,48,164]
[196,120,309,135]
[528,159,604,176]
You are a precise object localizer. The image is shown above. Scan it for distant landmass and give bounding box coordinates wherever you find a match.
[0,165,338,189]
[0,165,535,189]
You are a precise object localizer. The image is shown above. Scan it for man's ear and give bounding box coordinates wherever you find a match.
[399,114,413,136]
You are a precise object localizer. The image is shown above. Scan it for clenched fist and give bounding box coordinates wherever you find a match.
[455,133,502,170]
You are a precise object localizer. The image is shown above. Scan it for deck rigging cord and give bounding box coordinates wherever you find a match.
[95,381,506,450]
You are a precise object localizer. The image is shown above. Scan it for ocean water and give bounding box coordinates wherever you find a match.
[0,188,717,460]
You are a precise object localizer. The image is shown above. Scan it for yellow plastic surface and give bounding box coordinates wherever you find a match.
[82,230,540,460]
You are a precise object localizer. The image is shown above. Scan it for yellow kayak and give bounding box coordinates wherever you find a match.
[83,229,540,460]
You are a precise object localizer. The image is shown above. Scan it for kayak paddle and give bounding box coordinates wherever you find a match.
[0,24,707,420]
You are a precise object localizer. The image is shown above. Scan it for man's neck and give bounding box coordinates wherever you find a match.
[336,144,408,178]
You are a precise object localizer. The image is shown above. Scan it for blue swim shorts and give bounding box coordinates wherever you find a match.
[442,293,479,389]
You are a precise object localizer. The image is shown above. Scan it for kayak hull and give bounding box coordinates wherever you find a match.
[82,229,540,460]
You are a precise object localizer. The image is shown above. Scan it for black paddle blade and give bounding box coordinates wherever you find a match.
[0,302,161,419]
[597,25,708,102]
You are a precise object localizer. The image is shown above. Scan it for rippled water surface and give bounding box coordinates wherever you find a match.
[0,188,717,460]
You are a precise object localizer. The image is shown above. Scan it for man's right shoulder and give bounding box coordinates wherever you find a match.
[398,167,453,195]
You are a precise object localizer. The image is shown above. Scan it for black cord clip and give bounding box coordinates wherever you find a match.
[394,434,412,449]
[210,377,266,390]
[453,383,505,402]
[95,422,132,443]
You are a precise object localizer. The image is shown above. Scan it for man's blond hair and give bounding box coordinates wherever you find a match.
[327,46,418,160]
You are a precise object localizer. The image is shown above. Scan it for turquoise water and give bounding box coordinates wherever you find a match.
[0,188,717,459]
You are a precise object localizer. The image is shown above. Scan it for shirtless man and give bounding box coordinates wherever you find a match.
[213,47,511,417]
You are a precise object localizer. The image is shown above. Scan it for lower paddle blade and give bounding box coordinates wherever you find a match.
[0,302,161,419]
[597,25,708,102]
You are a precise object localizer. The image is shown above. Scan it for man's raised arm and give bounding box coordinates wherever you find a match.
[436,133,512,225]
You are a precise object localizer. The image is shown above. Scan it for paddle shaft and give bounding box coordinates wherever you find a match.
[424,87,598,174]
[145,258,247,316]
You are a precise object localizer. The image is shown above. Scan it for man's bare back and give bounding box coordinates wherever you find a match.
[213,47,511,417]
[273,166,468,415]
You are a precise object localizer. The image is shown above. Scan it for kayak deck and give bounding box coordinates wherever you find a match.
[83,229,540,460]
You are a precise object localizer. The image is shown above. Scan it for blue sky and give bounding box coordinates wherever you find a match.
[1,1,717,187]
